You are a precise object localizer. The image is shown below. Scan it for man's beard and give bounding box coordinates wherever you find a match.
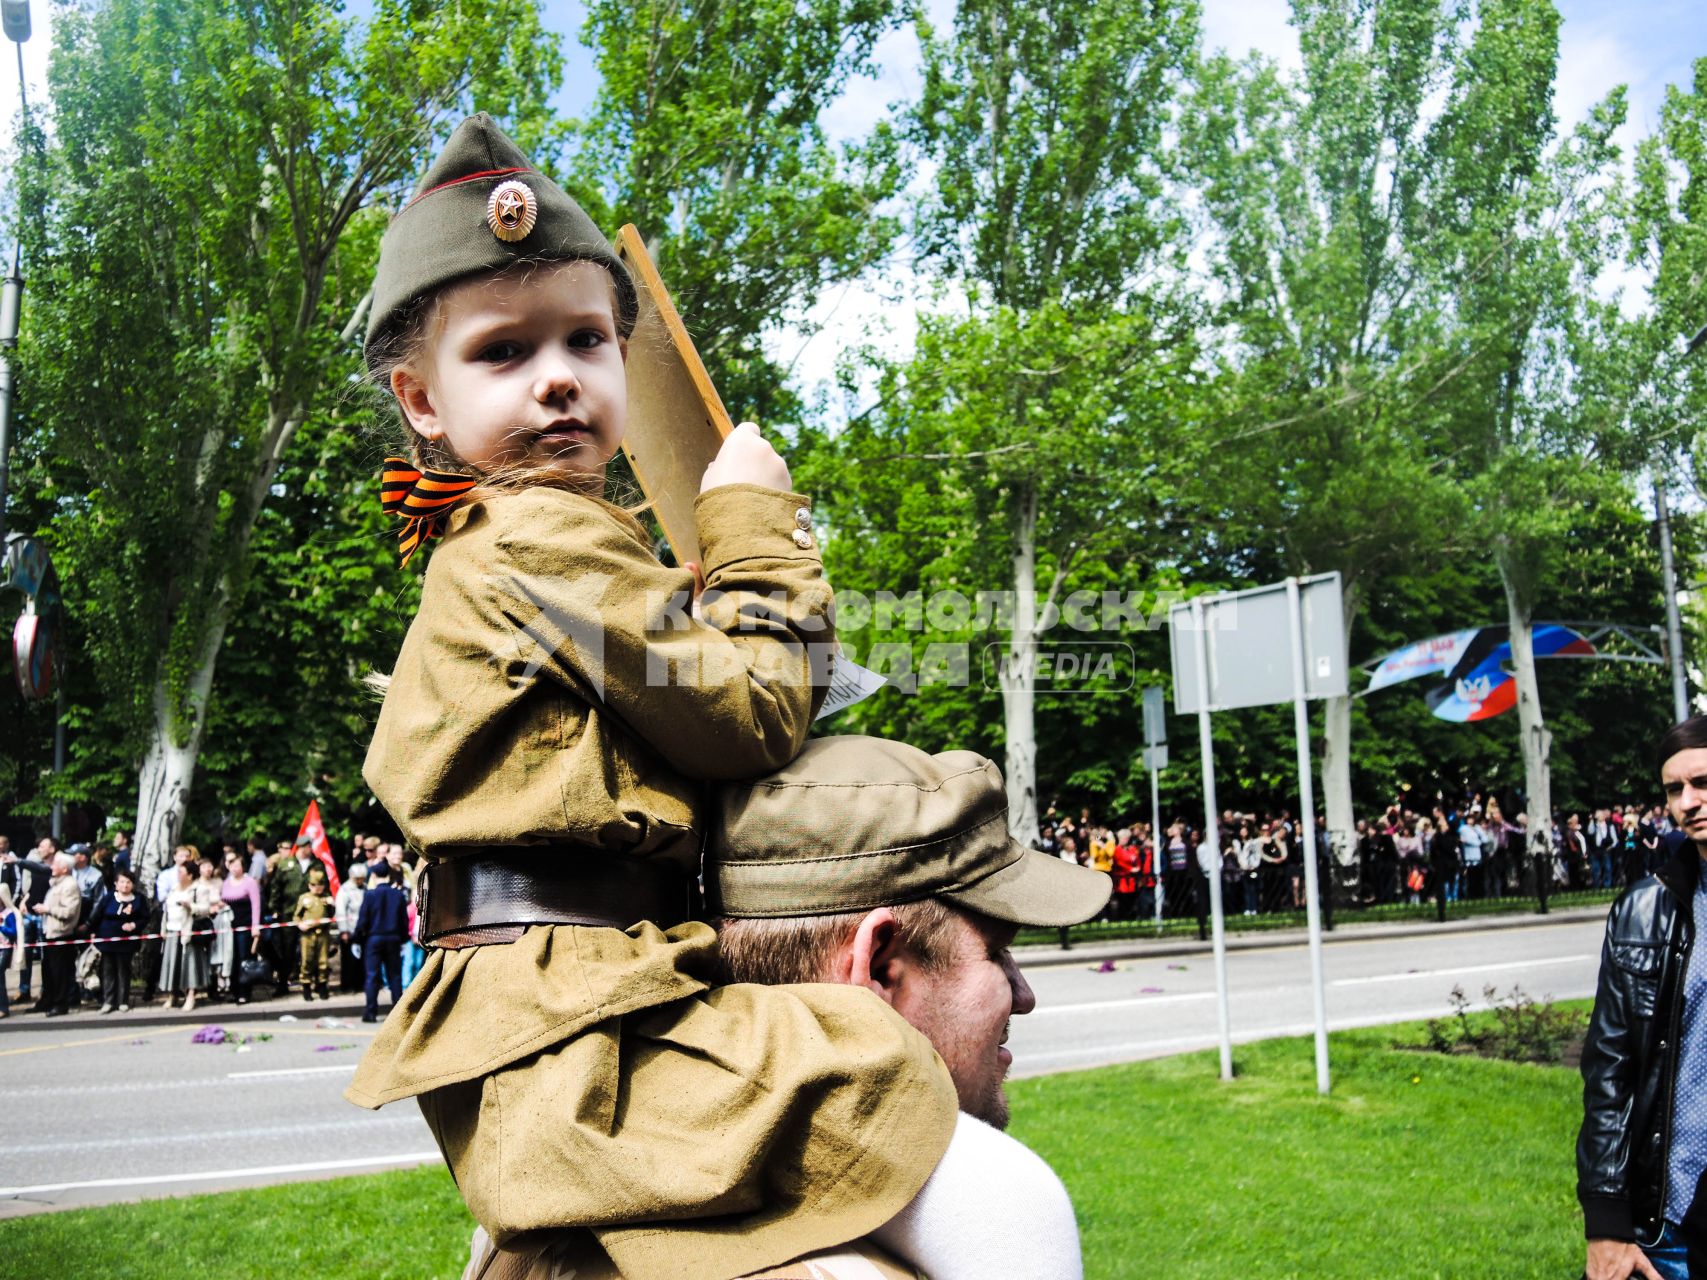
[970,1088,1010,1131]
[964,1019,1013,1130]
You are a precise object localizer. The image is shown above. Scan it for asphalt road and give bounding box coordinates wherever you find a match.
[0,914,1606,1217]
[1009,914,1604,1079]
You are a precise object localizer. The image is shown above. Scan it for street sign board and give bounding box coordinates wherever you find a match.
[1141,684,1166,747]
[12,610,53,699]
[1169,573,1347,714]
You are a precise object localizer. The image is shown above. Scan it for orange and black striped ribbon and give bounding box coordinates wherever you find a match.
[380,458,477,566]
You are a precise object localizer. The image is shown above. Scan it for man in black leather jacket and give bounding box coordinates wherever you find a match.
[1580,717,1707,1280]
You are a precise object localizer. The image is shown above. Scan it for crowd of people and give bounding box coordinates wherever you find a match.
[0,828,420,1022]
[1034,809,1208,921]
[1033,793,1683,922]
[0,793,1679,1012]
[1348,797,1674,907]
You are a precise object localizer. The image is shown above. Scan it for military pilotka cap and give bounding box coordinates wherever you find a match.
[711,736,1112,927]
[366,113,637,357]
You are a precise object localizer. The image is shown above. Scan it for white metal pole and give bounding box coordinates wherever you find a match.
[1193,597,1233,1081]
[1150,763,1163,927]
[1656,467,1689,722]
[1286,577,1331,1094]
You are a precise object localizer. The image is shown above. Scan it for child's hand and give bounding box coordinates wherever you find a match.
[700,421,791,494]
[682,562,708,623]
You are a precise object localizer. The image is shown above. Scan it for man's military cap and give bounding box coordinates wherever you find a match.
[711,735,1112,927]
[366,113,637,358]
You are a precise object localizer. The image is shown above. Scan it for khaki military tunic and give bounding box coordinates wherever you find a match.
[293,892,336,987]
[348,484,957,1279]
[463,1224,926,1280]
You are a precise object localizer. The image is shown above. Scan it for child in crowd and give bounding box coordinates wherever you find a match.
[347,115,1074,1280]
[293,867,335,1000]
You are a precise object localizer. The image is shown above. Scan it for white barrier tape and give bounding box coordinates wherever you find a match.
[7,920,347,949]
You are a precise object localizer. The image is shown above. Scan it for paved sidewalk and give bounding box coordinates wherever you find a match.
[0,987,377,1032]
[1017,903,1609,967]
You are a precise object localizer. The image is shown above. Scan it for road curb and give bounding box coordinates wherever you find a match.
[0,992,374,1033]
[1016,904,1609,968]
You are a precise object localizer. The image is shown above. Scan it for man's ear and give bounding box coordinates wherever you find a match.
[836,907,906,1005]
[391,364,441,442]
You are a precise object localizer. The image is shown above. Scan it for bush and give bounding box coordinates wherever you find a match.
[1417,984,1588,1064]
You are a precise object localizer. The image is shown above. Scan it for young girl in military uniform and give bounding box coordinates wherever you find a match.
[347,116,969,1280]
[292,867,335,1000]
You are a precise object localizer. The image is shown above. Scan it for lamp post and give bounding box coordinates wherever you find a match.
[0,0,29,539]
[0,0,67,841]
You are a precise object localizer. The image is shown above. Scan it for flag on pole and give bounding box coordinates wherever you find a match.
[294,799,340,895]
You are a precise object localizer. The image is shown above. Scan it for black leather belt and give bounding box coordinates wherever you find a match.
[418,854,692,949]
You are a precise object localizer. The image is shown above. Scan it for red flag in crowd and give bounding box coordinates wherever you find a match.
[295,799,340,895]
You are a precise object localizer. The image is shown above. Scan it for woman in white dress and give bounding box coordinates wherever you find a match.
[157,862,209,1010]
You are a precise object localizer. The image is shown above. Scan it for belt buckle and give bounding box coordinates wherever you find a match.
[414,862,432,947]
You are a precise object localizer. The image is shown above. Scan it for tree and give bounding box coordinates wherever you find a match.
[1181,0,1479,862]
[1629,58,1707,476]
[573,0,908,420]
[17,0,561,884]
[1420,0,1628,869]
[809,0,1200,845]
[1628,57,1707,707]
[802,302,1200,783]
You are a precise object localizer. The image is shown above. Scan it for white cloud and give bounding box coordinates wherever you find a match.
[1199,0,1300,69]
[818,21,921,147]
[761,265,923,420]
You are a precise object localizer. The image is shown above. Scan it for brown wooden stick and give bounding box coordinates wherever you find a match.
[615,225,734,566]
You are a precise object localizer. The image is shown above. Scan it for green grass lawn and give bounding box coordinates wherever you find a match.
[1011,1015,1588,1279]
[0,1016,1588,1279]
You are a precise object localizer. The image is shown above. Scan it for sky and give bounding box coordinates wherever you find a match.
[2,0,1703,400]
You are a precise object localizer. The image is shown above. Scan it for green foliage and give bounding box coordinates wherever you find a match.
[1628,58,1707,703]
[1181,1,1470,610]
[7,0,560,852]
[1420,0,1626,605]
[912,0,1198,308]
[188,402,421,841]
[0,0,1688,845]
[574,0,908,420]
[805,0,1200,838]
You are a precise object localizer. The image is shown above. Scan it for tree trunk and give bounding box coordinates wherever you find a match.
[1499,555,1551,889]
[132,614,228,888]
[129,292,368,887]
[1320,578,1362,870]
[1001,482,1041,846]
